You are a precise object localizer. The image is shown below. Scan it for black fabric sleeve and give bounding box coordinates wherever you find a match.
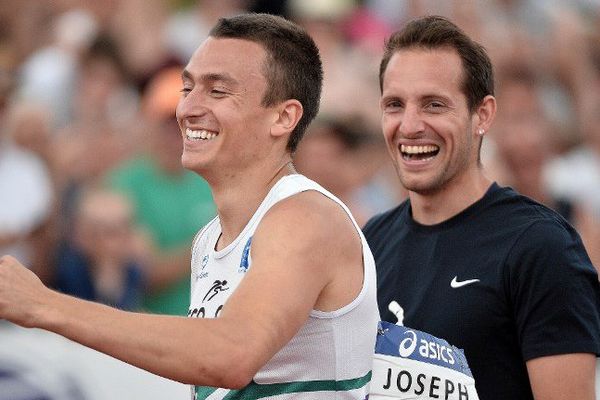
[507,218,600,361]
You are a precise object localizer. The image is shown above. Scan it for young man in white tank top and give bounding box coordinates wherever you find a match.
[0,13,379,399]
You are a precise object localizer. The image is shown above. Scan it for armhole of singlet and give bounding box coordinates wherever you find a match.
[285,188,371,319]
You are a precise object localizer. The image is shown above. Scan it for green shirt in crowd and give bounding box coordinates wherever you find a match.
[108,156,216,315]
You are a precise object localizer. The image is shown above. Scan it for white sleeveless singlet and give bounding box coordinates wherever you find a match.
[189,174,379,399]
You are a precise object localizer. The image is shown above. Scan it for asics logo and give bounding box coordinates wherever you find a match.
[450,276,480,288]
[397,330,456,365]
[398,330,418,357]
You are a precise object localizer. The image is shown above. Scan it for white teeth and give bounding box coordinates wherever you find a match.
[186,128,218,141]
[401,144,439,154]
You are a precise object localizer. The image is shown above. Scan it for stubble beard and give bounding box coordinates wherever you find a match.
[396,146,472,197]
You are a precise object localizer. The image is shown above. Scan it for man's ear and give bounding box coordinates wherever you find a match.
[473,95,497,136]
[271,99,303,138]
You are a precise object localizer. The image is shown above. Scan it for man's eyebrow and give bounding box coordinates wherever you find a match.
[380,94,403,105]
[202,73,238,86]
[181,69,193,81]
[181,69,238,86]
[381,94,401,101]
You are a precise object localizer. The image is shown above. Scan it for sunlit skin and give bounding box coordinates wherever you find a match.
[380,48,495,224]
[176,37,284,186]
[175,37,304,248]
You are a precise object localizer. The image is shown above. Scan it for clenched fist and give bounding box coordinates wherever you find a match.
[0,255,52,328]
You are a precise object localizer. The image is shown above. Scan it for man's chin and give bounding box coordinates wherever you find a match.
[181,157,205,174]
[400,177,444,196]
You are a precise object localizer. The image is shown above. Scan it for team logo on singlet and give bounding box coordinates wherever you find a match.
[202,280,229,302]
[195,254,210,281]
[188,280,230,319]
[238,237,252,273]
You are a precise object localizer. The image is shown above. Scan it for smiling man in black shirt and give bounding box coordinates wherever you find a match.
[364,15,600,400]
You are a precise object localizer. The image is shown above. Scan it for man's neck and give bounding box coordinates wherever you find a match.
[409,169,492,226]
[210,158,295,250]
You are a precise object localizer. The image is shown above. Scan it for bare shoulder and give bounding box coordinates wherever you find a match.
[250,190,364,311]
[255,190,359,252]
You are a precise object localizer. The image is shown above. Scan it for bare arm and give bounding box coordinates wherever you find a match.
[527,353,597,400]
[0,191,363,389]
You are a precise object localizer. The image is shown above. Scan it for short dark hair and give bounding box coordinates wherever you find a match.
[209,13,323,152]
[379,15,494,112]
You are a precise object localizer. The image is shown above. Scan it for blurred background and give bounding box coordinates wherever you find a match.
[0,0,599,398]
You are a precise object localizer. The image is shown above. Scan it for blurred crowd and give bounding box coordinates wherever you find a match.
[1,0,600,322]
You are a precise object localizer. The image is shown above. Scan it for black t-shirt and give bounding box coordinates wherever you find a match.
[363,183,600,399]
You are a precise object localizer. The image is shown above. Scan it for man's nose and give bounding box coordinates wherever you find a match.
[176,89,209,121]
[398,105,425,137]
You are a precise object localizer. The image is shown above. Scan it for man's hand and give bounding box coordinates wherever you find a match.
[0,255,49,328]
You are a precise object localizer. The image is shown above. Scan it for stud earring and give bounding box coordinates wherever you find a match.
[477,128,485,136]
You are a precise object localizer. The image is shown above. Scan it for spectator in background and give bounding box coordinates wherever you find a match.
[163,0,248,64]
[2,99,58,285]
[107,66,216,316]
[295,115,400,226]
[490,66,600,271]
[16,8,98,128]
[545,8,600,222]
[51,33,138,197]
[55,186,147,311]
[46,33,140,290]
[0,70,53,273]
[288,0,382,129]
[4,101,53,163]
[295,116,370,225]
[109,0,178,85]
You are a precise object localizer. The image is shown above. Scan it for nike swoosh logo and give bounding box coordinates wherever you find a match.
[450,276,480,288]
